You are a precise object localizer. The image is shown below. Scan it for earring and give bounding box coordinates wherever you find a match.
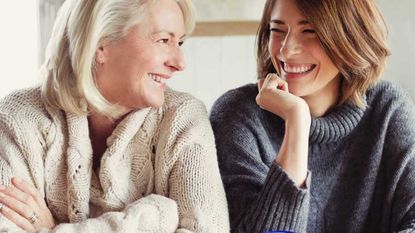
[96,57,104,66]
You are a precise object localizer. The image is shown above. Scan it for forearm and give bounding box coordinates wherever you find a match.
[277,111,310,186]
[232,163,310,233]
[48,195,178,233]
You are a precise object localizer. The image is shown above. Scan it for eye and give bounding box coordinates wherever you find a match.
[303,29,316,34]
[270,28,286,33]
[157,38,169,43]
[178,41,184,46]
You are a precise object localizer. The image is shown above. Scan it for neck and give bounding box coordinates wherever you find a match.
[88,115,114,138]
[88,111,129,171]
[303,76,341,117]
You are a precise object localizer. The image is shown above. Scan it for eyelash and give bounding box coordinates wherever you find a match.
[270,28,316,34]
[158,38,169,43]
[270,28,285,33]
[303,29,315,33]
[157,39,184,46]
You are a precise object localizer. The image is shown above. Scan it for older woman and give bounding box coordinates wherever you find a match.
[0,0,229,232]
[210,0,415,232]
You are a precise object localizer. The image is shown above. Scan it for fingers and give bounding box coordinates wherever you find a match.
[12,178,46,208]
[262,73,289,92]
[2,182,41,212]
[0,188,38,221]
[0,196,35,232]
[0,179,53,231]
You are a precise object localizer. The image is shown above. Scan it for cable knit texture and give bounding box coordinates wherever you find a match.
[0,87,229,233]
[210,80,415,233]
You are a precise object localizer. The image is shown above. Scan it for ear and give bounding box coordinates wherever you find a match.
[95,45,106,65]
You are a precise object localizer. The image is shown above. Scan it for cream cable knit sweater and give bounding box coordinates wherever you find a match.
[0,87,229,233]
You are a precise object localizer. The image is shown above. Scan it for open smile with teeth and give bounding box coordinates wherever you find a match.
[149,74,164,84]
[281,62,316,74]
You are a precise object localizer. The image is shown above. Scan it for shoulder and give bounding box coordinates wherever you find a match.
[0,87,43,113]
[364,80,415,125]
[0,87,52,127]
[159,88,211,136]
[210,83,259,122]
[163,87,207,115]
[0,87,55,154]
[366,80,414,110]
[156,88,215,156]
[365,80,415,146]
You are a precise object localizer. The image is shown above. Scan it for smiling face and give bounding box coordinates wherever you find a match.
[268,0,340,100]
[95,0,186,112]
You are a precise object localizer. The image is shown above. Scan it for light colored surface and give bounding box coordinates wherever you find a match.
[193,0,266,21]
[168,36,258,110]
[38,0,65,62]
[0,1,39,98]
[378,0,415,99]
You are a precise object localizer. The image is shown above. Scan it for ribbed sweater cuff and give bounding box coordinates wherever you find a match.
[240,163,311,233]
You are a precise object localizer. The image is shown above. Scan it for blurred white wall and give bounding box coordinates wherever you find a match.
[378,0,415,99]
[0,1,414,110]
[0,1,39,98]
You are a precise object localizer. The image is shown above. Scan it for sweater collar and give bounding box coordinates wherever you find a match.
[309,101,366,144]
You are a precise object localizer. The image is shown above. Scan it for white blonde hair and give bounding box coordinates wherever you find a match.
[40,0,196,118]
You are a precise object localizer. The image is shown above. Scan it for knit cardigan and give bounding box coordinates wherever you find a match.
[0,87,229,233]
[210,80,415,233]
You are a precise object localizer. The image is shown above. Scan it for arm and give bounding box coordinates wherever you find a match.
[212,123,310,233]
[0,111,48,232]
[48,194,178,233]
[382,93,415,232]
[158,97,229,233]
[210,77,311,233]
[256,74,310,186]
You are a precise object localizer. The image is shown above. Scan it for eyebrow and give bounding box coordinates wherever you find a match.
[270,19,310,25]
[154,30,186,40]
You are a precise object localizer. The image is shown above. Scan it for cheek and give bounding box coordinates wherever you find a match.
[268,37,281,55]
[310,44,331,66]
[268,38,282,69]
[311,46,340,78]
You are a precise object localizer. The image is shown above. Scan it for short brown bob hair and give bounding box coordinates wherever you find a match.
[257,0,391,107]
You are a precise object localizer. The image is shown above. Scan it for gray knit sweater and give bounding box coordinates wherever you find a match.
[210,80,415,233]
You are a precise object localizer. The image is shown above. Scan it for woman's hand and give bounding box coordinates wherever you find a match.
[256,73,309,121]
[0,177,56,232]
[256,73,311,186]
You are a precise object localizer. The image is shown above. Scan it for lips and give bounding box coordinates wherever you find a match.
[281,61,316,74]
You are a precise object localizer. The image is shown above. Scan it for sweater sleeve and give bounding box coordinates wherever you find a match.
[382,90,415,232]
[46,194,179,233]
[0,109,50,232]
[157,97,230,233]
[210,89,310,233]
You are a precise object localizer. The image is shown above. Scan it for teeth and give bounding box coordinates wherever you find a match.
[283,63,314,74]
[150,74,163,83]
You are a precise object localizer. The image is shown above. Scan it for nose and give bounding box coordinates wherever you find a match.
[165,45,186,72]
[280,32,303,58]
